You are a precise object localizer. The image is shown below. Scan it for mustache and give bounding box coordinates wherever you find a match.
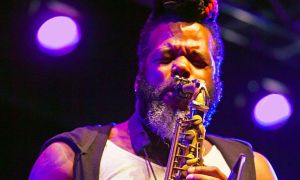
[151,78,176,100]
[136,76,176,101]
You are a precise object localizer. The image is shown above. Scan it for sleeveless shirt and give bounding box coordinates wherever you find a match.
[100,140,231,179]
[41,124,256,180]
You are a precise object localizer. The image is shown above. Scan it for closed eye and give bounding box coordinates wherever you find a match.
[153,49,174,64]
[188,52,209,69]
[191,59,209,69]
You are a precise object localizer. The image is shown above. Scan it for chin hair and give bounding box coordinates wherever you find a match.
[145,100,188,141]
[135,73,222,141]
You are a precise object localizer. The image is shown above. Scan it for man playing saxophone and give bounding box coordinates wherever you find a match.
[30,0,277,179]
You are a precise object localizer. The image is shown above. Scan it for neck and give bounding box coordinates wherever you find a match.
[131,111,171,165]
[142,121,172,166]
[109,111,212,166]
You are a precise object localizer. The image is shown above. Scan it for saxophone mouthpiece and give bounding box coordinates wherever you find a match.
[182,83,196,94]
[174,75,199,99]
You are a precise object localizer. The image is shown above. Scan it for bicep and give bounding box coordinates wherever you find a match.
[254,152,278,180]
[29,142,75,180]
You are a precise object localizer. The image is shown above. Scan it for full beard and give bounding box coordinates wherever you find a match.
[136,73,222,142]
[146,100,188,141]
[136,75,189,142]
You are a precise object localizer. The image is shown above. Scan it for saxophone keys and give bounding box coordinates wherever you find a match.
[191,115,203,125]
[186,153,195,159]
[186,157,200,165]
[184,129,197,140]
[180,164,190,177]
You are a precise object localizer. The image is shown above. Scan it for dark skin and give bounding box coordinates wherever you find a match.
[29,22,277,180]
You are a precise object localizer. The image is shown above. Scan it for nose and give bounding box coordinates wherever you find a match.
[171,56,191,79]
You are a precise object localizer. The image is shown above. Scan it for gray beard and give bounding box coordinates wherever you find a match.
[136,76,189,141]
[146,100,188,141]
[136,72,221,142]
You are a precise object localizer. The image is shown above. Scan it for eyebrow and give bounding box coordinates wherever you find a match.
[156,43,212,64]
[155,46,173,56]
[193,50,213,66]
[149,47,172,61]
[158,44,172,52]
[190,50,208,60]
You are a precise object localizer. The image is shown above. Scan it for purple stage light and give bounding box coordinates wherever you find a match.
[253,94,291,129]
[36,16,80,56]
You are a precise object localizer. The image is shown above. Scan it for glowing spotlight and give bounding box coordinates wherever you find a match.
[36,16,80,56]
[253,94,291,129]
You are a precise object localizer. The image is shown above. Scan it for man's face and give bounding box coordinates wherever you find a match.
[136,22,217,141]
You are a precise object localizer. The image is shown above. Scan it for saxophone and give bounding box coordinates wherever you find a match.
[165,75,210,180]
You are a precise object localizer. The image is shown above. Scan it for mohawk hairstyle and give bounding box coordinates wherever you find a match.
[153,0,219,22]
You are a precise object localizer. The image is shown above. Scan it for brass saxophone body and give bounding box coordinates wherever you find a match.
[165,76,210,180]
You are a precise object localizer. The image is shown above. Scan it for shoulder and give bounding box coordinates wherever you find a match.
[41,124,113,153]
[109,121,134,153]
[253,152,278,179]
[206,134,253,152]
[30,124,114,180]
[29,142,74,180]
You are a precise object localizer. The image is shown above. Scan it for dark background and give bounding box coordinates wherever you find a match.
[3,0,300,179]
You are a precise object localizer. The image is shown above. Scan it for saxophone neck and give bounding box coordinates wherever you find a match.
[164,76,210,180]
[174,75,210,121]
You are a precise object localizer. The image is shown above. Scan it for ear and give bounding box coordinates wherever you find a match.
[134,79,138,93]
[134,73,142,93]
[135,63,145,93]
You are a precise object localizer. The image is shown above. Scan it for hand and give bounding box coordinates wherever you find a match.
[186,166,227,180]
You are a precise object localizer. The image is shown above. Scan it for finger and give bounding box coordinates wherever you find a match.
[186,173,219,180]
[188,166,227,180]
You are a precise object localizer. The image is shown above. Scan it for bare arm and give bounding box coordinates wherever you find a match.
[254,152,278,180]
[29,142,75,180]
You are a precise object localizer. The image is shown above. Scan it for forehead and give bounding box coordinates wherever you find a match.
[148,22,213,50]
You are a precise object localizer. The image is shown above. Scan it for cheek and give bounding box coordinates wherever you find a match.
[145,64,171,85]
[193,68,213,89]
